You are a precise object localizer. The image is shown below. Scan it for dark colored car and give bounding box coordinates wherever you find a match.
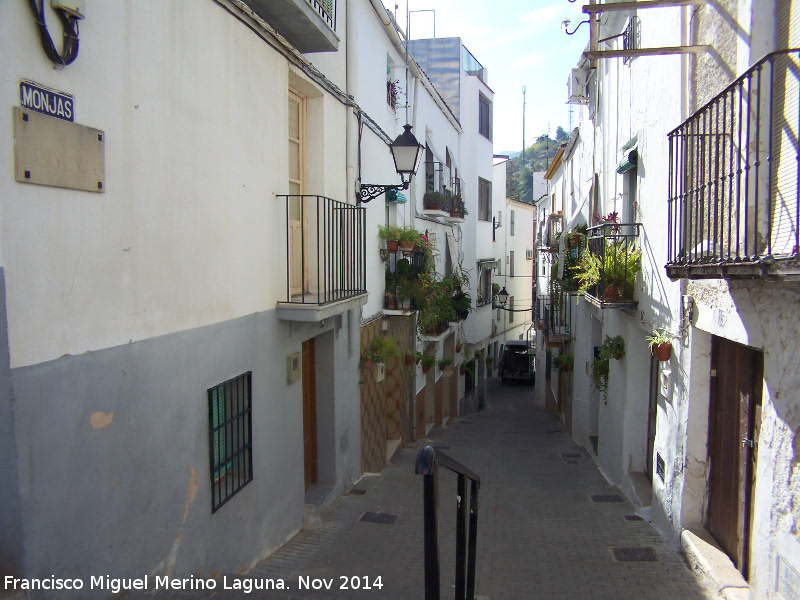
[499,340,535,385]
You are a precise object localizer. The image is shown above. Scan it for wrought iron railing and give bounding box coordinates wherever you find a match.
[667,49,800,278]
[308,0,336,31]
[584,223,642,308]
[535,284,574,340]
[415,445,480,600]
[281,195,365,305]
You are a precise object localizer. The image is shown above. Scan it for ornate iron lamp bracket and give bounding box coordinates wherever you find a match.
[359,181,409,204]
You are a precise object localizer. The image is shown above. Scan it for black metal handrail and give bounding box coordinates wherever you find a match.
[280,195,366,305]
[584,223,641,308]
[415,445,481,600]
[667,49,800,277]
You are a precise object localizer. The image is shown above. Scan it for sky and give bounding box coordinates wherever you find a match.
[381,0,590,154]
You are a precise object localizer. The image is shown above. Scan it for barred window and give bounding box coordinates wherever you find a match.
[208,372,253,512]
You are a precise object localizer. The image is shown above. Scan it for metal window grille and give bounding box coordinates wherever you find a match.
[623,17,639,65]
[208,372,253,513]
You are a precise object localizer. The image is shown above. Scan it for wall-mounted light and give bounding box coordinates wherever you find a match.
[496,287,509,308]
[359,124,424,203]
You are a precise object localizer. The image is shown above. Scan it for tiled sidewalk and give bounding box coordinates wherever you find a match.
[132,379,717,599]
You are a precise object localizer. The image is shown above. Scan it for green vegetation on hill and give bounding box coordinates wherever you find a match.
[505,126,569,204]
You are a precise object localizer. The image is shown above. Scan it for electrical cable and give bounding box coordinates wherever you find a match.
[28,0,80,67]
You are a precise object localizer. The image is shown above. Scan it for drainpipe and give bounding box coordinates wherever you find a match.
[346,0,359,357]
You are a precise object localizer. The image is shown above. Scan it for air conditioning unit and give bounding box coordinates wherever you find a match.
[567,68,589,105]
[526,249,534,260]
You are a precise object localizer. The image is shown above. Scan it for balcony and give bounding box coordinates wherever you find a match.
[241,0,338,53]
[666,49,800,280]
[578,223,642,309]
[535,283,575,344]
[277,195,367,322]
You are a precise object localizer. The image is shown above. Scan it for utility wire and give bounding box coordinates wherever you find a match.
[28,0,80,67]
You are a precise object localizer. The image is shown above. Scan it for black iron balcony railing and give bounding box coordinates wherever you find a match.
[415,445,480,600]
[667,49,800,280]
[535,284,574,342]
[281,195,366,305]
[309,0,336,31]
[583,223,642,309]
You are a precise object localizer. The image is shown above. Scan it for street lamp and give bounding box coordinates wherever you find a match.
[496,286,509,308]
[359,124,425,203]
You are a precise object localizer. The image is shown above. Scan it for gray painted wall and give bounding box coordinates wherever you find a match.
[8,307,361,596]
[0,268,24,578]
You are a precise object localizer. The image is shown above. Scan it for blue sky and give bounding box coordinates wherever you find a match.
[381,0,590,154]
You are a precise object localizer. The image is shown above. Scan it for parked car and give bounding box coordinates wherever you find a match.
[499,340,535,385]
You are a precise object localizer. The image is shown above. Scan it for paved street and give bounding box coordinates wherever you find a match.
[131,378,716,600]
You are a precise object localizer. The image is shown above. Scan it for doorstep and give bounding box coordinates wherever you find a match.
[681,528,749,600]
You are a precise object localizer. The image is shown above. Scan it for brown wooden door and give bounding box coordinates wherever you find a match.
[302,338,318,490]
[707,336,762,578]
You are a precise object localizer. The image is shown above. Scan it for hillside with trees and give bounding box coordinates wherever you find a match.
[505,126,570,204]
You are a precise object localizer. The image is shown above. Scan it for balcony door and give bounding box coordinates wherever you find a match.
[289,91,307,298]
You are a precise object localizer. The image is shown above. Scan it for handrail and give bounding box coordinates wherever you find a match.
[415,445,481,600]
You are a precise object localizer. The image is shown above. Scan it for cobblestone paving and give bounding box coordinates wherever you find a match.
[128,379,717,600]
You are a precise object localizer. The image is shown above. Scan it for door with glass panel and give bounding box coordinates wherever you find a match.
[289,91,306,298]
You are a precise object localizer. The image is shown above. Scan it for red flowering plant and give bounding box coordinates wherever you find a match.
[593,211,620,233]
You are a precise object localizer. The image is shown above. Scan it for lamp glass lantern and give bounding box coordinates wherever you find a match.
[390,124,425,186]
[497,286,509,307]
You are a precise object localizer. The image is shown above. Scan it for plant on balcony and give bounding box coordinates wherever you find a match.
[378,224,402,252]
[451,291,472,321]
[603,241,641,301]
[554,353,574,372]
[387,79,401,110]
[438,357,453,372]
[646,329,672,361]
[562,225,587,292]
[421,353,436,373]
[423,191,447,211]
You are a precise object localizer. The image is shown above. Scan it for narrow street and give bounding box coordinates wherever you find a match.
[131,378,716,600]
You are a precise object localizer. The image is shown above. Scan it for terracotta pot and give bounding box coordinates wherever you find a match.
[385,295,397,310]
[422,365,431,374]
[404,354,415,366]
[386,240,399,252]
[654,342,672,361]
[603,284,621,301]
[362,358,374,370]
[399,240,415,251]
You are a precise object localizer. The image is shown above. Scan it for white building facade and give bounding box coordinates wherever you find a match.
[547,0,800,597]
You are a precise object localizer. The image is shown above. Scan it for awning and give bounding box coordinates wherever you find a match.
[616,149,638,174]
[616,136,638,174]
[478,259,499,270]
[386,190,407,203]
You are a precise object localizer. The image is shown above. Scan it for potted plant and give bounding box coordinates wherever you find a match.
[554,353,574,372]
[492,283,500,298]
[451,291,472,321]
[455,341,463,353]
[438,357,453,373]
[396,226,421,251]
[646,329,672,361]
[378,224,401,253]
[486,356,494,372]
[386,79,401,110]
[421,353,436,373]
[361,335,401,370]
[423,191,447,211]
[602,241,642,301]
[600,335,625,361]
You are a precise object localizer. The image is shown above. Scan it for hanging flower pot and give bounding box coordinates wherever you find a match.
[654,342,672,361]
[422,364,431,374]
[361,358,374,370]
[404,354,415,366]
[386,240,400,253]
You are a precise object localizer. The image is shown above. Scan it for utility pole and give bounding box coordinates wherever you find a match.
[521,86,526,163]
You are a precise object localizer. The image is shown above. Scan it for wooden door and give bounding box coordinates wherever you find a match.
[646,355,659,483]
[707,336,762,578]
[302,338,318,490]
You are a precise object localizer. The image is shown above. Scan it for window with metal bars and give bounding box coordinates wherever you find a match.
[208,372,253,513]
